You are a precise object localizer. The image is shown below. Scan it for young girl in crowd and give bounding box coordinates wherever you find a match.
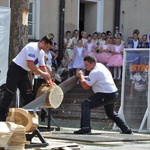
[57,52,71,80]
[99,32,106,45]
[107,38,124,79]
[96,37,113,66]
[72,29,79,47]
[81,31,88,45]
[72,39,86,73]
[64,30,73,61]
[51,65,62,85]
[92,31,99,45]
[83,34,97,57]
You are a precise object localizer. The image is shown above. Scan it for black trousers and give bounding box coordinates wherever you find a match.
[0,62,34,121]
[80,92,130,132]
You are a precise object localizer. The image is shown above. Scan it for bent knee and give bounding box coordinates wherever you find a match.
[81,99,91,106]
[106,112,117,119]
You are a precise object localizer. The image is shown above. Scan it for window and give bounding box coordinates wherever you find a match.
[28,0,35,39]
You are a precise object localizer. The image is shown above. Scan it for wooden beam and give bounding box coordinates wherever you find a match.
[58,75,78,94]
[23,92,48,111]
[22,76,78,110]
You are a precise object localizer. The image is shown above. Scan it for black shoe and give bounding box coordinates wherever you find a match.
[74,127,91,134]
[0,117,6,121]
[0,114,6,121]
[121,129,132,134]
[41,119,45,123]
[0,108,7,121]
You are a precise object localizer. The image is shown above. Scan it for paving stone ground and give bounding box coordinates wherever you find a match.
[24,117,150,150]
[27,126,150,150]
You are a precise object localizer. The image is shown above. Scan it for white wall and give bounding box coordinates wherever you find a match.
[0,7,10,85]
[103,0,114,33]
[0,0,8,7]
[120,0,150,41]
[65,0,79,33]
[40,0,59,42]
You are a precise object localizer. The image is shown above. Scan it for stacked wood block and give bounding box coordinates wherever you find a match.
[6,108,39,133]
[0,122,29,150]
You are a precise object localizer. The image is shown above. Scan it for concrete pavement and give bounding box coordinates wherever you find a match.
[28,127,150,150]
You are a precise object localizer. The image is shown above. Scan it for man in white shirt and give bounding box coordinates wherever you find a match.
[74,55,132,134]
[0,35,52,121]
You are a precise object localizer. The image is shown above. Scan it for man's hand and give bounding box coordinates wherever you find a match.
[76,69,83,78]
[76,69,90,90]
[41,72,51,84]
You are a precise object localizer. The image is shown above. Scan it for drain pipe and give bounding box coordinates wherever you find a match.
[58,0,65,65]
[114,0,121,35]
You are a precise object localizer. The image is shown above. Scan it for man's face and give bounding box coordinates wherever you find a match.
[84,61,95,71]
[41,42,51,51]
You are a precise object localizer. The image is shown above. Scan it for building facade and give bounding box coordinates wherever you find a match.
[0,0,150,42]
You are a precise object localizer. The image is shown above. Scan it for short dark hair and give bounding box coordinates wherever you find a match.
[93,31,98,36]
[87,34,92,38]
[73,29,79,33]
[40,35,53,45]
[77,39,82,42]
[66,30,71,35]
[84,55,97,63]
[106,30,112,35]
[133,29,139,35]
[101,32,106,36]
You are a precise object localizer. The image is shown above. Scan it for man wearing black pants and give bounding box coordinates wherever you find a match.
[0,35,52,121]
[74,55,132,134]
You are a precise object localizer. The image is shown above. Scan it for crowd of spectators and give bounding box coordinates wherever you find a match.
[43,29,150,83]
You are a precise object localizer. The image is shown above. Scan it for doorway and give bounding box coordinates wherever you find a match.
[79,3,85,38]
